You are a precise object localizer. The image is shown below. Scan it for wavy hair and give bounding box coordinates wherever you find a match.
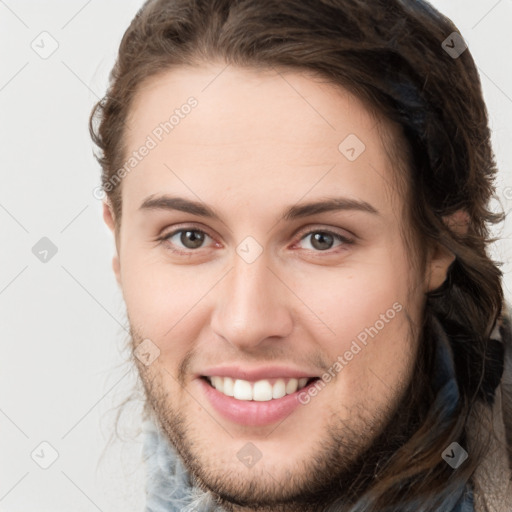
[89,0,507,510]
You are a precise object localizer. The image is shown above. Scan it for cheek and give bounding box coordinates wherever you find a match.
[301,251,412,331]
[293,247,418,376]
[119,245,215,369]
[119,243,181,334]
[120,228,420,377]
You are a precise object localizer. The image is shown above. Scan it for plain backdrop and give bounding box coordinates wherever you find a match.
[0,1,511,510]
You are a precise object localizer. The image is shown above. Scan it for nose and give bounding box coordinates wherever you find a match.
[210,253,294,351]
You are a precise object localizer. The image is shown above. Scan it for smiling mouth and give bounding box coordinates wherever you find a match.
[201,376,320,401]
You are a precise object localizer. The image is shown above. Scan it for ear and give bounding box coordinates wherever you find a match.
[103,201,121,286]
[425,209,469,292]
[425,243,455,292]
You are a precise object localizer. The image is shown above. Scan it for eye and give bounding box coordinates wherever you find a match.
[161,228,214,252]
[159,225,354,255]
[296,229,353,252]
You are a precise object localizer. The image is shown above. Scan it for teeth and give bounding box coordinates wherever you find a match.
[253,380,273,401]
[208,376,312,401]
[272,379,286,399]
[223,377,234,397]
[211,376,223,393]
[233,379,252,400]
[286,378,298,394]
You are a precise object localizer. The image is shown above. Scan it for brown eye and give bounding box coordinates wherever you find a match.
[164,229,211,250]
[298,230,352,252]
[309,232,335,251]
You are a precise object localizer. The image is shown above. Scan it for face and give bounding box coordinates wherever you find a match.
[104,64,454,511]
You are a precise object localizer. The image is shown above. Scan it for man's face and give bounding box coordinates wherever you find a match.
[106,65,450,510]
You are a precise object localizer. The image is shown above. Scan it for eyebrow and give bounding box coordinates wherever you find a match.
[139,195,379,221]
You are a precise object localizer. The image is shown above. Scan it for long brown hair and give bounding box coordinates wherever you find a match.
[90,1,507,510]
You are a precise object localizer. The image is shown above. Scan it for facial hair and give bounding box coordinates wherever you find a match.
[134,326,430,512]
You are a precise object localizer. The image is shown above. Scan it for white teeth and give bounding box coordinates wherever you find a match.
[233,379,252,400]
[208,376,312,401]
[253,380,273,401]
[272,379,286,399]
[211,376,224,393]
[223,377,234,397]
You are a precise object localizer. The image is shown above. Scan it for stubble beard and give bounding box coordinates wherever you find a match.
[136,338,429,512]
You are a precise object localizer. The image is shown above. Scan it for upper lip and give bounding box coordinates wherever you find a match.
[198,365,319,381]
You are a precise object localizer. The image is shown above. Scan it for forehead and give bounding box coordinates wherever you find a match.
[121,65,404,219]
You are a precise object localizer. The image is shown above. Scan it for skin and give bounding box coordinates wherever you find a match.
[103,64,457,511]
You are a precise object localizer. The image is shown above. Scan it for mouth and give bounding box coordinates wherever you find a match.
[200,375,320,401]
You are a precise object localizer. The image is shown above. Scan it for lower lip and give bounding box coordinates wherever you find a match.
[198,377,317,426]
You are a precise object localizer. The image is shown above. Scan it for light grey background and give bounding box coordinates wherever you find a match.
[0,1,511,510]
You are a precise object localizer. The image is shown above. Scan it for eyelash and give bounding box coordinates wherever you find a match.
[158,225,354,256]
